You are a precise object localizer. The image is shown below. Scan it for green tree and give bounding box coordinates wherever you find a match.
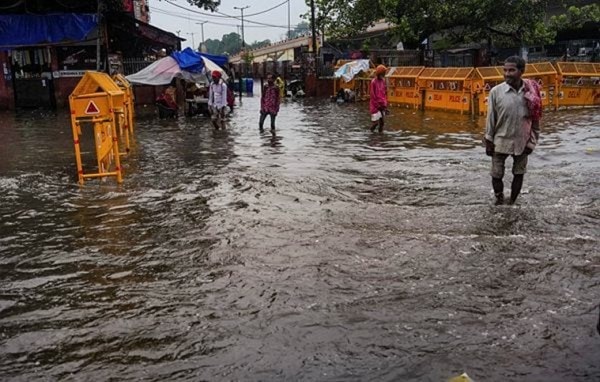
[248,40,272,50]
[204,38,224,55]
[288,22,311,39]
[180,0,221,11]
[222,32,242,55]
[304,0,383,40]
[548,3,600,31]
[307,0,597,47]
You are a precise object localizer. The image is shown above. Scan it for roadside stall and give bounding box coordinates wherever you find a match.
[126,48,228,117]
[417,67,474,114]
[555,62,600,108]
[386,66,424,109]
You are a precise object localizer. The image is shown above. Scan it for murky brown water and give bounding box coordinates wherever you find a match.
[0,96,599,381]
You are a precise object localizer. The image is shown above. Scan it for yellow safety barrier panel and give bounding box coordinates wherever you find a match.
[555,62,600,108]
[386,66,424,109]
[525,62,558,109]
[417,67,474,113]
[354,67,376,101]
[472,66,502,115]
[69,71,125,185]
[112,74,135,153]
[473,62,558,115]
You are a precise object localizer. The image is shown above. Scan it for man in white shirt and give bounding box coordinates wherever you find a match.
[208,70,228,129]
[484,56,541,205]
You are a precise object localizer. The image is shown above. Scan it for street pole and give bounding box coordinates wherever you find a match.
[287,0,291,39]
[186,32,196,50]
[310,0,316,56]
[96,0,102,71]
[196,21,207,50]
[234,5,249,48]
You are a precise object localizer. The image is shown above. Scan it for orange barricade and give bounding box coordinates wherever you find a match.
[417,67,474,114]
[473,62,557,115]
[386,66,424,109]
[69,72,125,184]
[555,62,600,108]
[355,67,375,101]
[112,74,135,153]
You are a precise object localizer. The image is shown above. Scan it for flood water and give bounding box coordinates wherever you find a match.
[0,95,599,381]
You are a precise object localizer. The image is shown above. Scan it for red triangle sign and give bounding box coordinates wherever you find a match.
[85,100,100,115]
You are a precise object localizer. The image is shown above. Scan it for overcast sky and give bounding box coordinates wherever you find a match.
[149,0,310,50]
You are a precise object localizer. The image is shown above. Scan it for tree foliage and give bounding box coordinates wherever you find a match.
[548,3,600,31]
[181,0,221,11]
[307,0,597,47]
[288,22,311,39]
[204,32,271,56]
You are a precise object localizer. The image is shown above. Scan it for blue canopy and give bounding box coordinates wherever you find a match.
[0,14,98,47]
[171,47,228,73]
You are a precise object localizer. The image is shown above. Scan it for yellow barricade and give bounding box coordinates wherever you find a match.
[555,62,600,108]
[355,67,375,101]
[417,67,474,114]
[525,62,558,109]
[472,66,503,115]
[386,66,424,109]
[473,62,558,115]
[112,74,135,152]
[69,71,125,184]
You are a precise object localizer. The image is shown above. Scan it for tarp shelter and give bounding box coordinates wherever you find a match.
[334,59,370,83]
[171,48,228,73]
[126,48,228,86]
[0,14,97,48]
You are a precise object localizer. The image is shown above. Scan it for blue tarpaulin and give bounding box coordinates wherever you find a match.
[0,14,98,47]
[171,47,228,73]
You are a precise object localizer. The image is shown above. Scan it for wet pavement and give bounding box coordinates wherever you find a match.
[0,95,599,381]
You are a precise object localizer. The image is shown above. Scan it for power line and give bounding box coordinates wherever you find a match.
[161,0,294,28]
[163,0,288,18]
[151,7,301,29]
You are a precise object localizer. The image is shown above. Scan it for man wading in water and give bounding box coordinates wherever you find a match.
[369,65,388,132]
[484,56,541,205]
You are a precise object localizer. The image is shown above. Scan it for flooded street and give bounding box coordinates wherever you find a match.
[0,95,599,381]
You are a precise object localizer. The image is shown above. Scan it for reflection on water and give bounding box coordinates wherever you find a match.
[0,98,599,381]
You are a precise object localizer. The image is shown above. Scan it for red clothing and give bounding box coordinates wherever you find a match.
[523,79,542,122]
[261,83,280,114]
[369,77,387,114]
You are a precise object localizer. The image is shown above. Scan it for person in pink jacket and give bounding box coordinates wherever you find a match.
[369,65,388,132]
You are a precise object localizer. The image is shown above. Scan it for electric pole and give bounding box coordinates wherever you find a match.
[287,0,291,39]
[234,5,250,48]
[186,32,196,50]
[310,0,316,55]
[196,21,207,50]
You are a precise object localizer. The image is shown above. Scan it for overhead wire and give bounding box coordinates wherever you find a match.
[151,7,295,28]
[163,0,288,18]
[160,0,294,28]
